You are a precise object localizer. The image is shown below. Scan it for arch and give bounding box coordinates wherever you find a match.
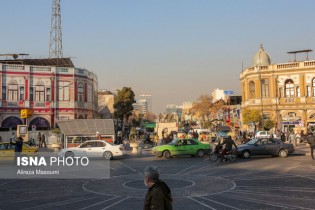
[1,116,23,128]
[249,81,255,99]
[29,117,50,129]
[285,79,294,98]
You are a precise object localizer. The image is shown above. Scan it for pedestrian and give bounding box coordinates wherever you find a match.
[10,136,23,164]
[37,132,42,147]
[0,136,2,143]
[41,133,47,147]
[11,132,16,142]
[288,132,296,146]
[143,166,173,210]
[307,133,315,160]
[154,133,159,146]
[280,132,286,142]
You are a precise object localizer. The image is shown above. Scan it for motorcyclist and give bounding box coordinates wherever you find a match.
[220,135,238,162]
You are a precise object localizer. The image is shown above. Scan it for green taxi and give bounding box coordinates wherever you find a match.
[152,138,211,158]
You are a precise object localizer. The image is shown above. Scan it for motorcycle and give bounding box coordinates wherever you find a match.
[209,144,238,162]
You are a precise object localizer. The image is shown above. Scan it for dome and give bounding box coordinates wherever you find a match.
[253,44,271,66]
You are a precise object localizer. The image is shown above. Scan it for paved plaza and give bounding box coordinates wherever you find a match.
[0,144,315,210]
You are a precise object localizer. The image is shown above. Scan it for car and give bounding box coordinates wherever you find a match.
[151,138,211,158]
[237,138,295,159]
[255,131,271,138]
[0,142,38,160]
[58,140,125,160]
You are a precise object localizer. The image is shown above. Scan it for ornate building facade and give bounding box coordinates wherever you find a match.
[0,58,98,130]
[240,45,315,133]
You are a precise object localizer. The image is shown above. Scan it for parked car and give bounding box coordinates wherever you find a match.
[255,131,271,138]
[58,140,125,160]
[237,138,295,159]
[0,142,38,160]
[152,138,211,158]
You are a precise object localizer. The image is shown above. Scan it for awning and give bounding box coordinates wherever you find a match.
[144,123,156,128]
[56,119,115,136]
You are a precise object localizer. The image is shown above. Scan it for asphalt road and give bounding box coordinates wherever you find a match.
[0,146,315,210]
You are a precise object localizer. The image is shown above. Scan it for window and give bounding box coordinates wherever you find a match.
[312,78,315,96]
[2,86,6,100]
[87,84,93,102]
[35,85,45,101]
[279,87,282,98]
[296,86,300,97]
[78,83,84,102]
[46,88,51,101]
[261,79,269,97]
[58,81,70,101]
[8,84,18,100]
[20,87,24,100]
[249,81,255,99]
[285,79,294,98]
[307,86,311,97]
[30,87,34,101]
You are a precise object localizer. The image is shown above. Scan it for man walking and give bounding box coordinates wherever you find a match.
[41,133,47,147]
[143,166,173,210]
[10,136,23,164]
[307,133,315,160]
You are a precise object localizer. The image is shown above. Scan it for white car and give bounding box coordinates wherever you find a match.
[58,140,125,160]
[255,131,271,138]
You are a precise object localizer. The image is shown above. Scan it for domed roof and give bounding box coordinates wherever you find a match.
[253,44,271,66]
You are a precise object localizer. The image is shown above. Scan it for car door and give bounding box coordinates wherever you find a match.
[251,139,266,155]
[78,142,96,157]
[94,141,107,157]
[186,139,199,155]
[265,139,280,155]
[172,139,188,155]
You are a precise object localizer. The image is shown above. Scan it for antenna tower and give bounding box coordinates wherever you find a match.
[49,0,63,58]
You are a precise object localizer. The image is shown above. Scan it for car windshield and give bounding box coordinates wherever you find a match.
[246,139,258,145]
[169,139,177,145]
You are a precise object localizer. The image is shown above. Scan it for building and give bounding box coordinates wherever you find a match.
[139,94,152,113]
[133,99,148,115]
[98,89,114,119]
[211,88,227,102]
[0,57,98,130]
[240,44,315,133]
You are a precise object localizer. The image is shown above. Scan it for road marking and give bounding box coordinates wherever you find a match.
[101,197,129,210]
[176,158,208,175]
[0,180,16,186]
[219,194,313,210]
[187,197,217,210]
[118,161,142,174]
[199,197,242,210]
[79,196,120,210]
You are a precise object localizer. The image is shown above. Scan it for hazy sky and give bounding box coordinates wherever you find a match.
[1,0,315,114]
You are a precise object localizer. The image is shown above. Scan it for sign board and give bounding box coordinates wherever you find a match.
[32,125,36,131]
[20,109,33,119]
[224,90,234,95]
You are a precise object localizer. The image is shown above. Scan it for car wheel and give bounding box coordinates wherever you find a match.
[163,150,171,159]
[209,152,218,162]
[230,151,237,162]
[278,149,288,158]
[104,151,113,160]
[196,149,205,158]
[65,151,74,158]
[242,150,251,159]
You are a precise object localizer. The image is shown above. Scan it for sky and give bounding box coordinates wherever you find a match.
[1,0,315,114]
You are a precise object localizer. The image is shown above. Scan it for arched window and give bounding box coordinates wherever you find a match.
[285,79,294,98]
[78,83,84,102]
[261,79,269,97]
[312,78,315,96]
[249,81,255,99]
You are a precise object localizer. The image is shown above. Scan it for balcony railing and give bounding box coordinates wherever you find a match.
[34,102,46,107]
[285,98,295,103]
[6,101,19,107]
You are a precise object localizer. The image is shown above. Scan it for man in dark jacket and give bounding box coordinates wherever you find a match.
[220,136,238,162]
[307,133,315,160]
[143,166,172,210]
[10,136,24,164]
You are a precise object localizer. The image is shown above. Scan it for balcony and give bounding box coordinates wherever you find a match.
[284,98,295,103]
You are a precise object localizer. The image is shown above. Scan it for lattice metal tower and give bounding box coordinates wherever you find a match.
[49,0,63,58]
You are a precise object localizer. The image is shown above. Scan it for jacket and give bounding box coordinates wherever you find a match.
[222,138,238,151]
[144,180,173,210]
[308,135,315,145]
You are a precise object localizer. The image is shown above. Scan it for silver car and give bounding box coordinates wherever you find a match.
[237,138,295,159]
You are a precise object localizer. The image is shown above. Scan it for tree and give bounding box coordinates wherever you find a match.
[263,119,275,131]
[190,95,213,128]
[242,108,261,128]
[143,112,157,123]
[114,87,136,130]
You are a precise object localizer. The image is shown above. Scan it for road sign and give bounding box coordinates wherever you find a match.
[21,109,28,118]
[224,90,234,95]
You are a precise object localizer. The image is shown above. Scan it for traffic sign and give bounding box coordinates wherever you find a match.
[21,109,28,118]
[224,90,234,95]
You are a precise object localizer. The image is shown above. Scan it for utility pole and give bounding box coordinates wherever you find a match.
[49,0,63,58]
